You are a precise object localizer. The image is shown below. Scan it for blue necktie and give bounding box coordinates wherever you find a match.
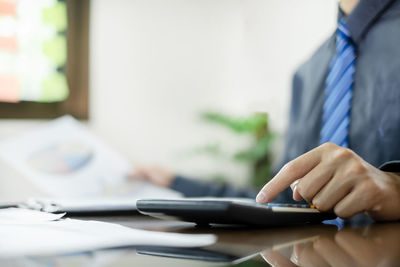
[320,21,356,148]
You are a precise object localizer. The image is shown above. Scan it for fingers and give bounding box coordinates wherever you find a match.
[333,186,373,218]
[129,166,157,181]
[257,145,325,203]
[291,180,303,201]
[311,172,355,211]
[256,142,390,220]
[294,163,334,202]
[129,165,175,188]
[128,167,147,180]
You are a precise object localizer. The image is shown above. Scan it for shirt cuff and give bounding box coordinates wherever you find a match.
[170,175,211,197]
[379,161,400,172]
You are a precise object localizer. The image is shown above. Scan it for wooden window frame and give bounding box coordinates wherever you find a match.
[0,0,90,119]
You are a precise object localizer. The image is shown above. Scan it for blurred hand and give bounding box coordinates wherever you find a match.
[256,142,400,221]
[129,165,175,188]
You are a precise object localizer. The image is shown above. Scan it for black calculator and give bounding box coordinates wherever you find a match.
[136,198,336,227]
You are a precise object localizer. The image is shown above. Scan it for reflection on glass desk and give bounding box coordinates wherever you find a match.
[1,216,400,267]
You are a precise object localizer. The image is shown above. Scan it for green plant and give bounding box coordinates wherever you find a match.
[195,111,275,188]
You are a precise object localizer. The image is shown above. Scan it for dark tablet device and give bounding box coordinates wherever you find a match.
[136,198,336,227]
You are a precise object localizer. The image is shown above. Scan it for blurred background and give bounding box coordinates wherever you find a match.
[0,0,337,197]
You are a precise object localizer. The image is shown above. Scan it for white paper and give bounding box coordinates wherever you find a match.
[0,116,181,199]
[23,181,182,213]
[0,210,216,258]
[0,208,64,224]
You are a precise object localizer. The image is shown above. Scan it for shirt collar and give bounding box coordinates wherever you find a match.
[342,0,396,45]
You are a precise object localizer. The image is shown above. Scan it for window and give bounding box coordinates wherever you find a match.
[0,0,89,119]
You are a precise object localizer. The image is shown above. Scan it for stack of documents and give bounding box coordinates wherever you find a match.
[0,208,216,258]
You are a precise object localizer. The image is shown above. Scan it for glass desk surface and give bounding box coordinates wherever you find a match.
[1,215,400,267]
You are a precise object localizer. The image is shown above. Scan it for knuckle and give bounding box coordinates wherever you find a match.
[333,206,348,218]
[282,161,294,173]
[332,147,354,161]
[313,198,329,212]
[290,180,299,190]
[296,182,305,195]
[296,183,311,201]
[345,162,368,177]
[312,198,320,209]
[333,207,345,218]
[321,142,337,150]
[353,163,368,175]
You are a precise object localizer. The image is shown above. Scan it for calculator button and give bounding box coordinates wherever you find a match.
[266,203,315,209]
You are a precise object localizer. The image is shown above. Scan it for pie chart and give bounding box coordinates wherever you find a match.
[27,140,94,175]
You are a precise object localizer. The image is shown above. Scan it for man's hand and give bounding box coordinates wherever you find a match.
[256,143,400,221]
[129,165,175,188]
